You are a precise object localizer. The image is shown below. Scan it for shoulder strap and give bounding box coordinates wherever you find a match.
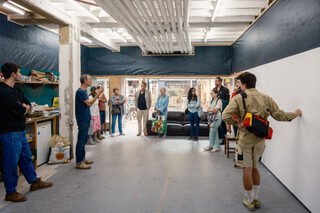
[241,92,247,120]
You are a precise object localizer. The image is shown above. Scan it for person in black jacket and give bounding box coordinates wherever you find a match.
[0,63,53,202]
[215,77,230,144]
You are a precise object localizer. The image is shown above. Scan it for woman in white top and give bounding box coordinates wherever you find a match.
[89,86,102,143]
[204,87,222,152]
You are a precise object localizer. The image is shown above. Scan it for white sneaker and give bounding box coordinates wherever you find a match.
[203,146,213,151]
[211,147,221,152]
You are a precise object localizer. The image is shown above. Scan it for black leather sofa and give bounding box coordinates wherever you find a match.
[147,111,209,136]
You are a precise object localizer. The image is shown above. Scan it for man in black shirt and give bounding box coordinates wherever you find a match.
[134,81,151,136]
[215,77,230,144]
[0,63,53,202]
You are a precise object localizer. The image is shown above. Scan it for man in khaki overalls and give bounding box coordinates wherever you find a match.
[222,72,302,211]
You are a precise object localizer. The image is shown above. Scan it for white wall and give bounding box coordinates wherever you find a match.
[245,47,320,212]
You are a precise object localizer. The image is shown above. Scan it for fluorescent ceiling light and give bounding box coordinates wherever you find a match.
[3,2,25,15]
[80,36,92,43]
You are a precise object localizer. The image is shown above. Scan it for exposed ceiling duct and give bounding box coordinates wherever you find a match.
[1,0,273,54]
[94,0,192,55]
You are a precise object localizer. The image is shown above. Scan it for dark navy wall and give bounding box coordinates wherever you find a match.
[82,46,232,76]
[0,14,59,106]
[232,0,320,73]
[81,45,89,74]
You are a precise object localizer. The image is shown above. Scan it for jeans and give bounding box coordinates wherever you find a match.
[100,111,106,134]
[0,131,37,193]
[76,121,90,163]
[111,113,123,134]
[189,112,200,137]
[209,118,222,148]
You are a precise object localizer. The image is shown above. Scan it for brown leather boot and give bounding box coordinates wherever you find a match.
[30,178,53,191]
[5,191,27,202]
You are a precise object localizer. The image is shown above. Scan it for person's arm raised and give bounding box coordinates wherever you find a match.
[84,87,103,107]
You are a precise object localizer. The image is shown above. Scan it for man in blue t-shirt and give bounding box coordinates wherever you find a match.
[75,74,103,169]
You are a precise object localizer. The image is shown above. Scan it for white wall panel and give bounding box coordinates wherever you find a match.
[245,47,320,212]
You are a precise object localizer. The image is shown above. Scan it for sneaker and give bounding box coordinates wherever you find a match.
[211,147,221,152]
[95,139,102,143]
[5,191,27,202]
[194,137,199,141]
[254,199,260,208]
[203,146,213,151]
[84,159,93,165]
[242,199,255,211]
[120,133,125,136]
[110,134,115,137]
[75,162,91,170]
[188,137,194,141]
[87,140,95,145]
[30,178,53,191]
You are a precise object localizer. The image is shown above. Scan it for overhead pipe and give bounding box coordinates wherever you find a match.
[183,0,192,52]
[157,0,173,53]
[121,0,162,53]
[132,0,165,54]
[145,0,170,53]
[165,0,184,53]
[112,0,160,54]
[95,0,146,52]
[175,0,187,53]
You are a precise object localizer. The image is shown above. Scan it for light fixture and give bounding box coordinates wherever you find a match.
[3,2,26,15]
[80,36,92,43]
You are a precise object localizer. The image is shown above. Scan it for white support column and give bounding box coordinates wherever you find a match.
[59,25,81,159]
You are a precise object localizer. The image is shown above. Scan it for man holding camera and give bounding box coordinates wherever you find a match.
[222,72,302,211]
[75,74,103,169]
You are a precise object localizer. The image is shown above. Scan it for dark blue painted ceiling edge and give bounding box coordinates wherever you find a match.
[0,13,59,71]
[232,0,320,73]
[82,45,232,76]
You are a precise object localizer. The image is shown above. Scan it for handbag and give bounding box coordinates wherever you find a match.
[184,108,189,115]
[111,105,121,114]
[151,115,167,134]
[241,93,273,139]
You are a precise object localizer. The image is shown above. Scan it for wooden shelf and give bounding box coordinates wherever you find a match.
[0,79,59,89]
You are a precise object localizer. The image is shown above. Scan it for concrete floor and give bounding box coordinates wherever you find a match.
[0,127,309,213]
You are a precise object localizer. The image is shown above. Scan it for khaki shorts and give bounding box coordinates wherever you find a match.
[235,141,265,168]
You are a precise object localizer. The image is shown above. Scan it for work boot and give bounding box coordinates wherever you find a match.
[5,191,27,202]
[30,178,53,191]
[75,162,91,170]
[84,159,94,165]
